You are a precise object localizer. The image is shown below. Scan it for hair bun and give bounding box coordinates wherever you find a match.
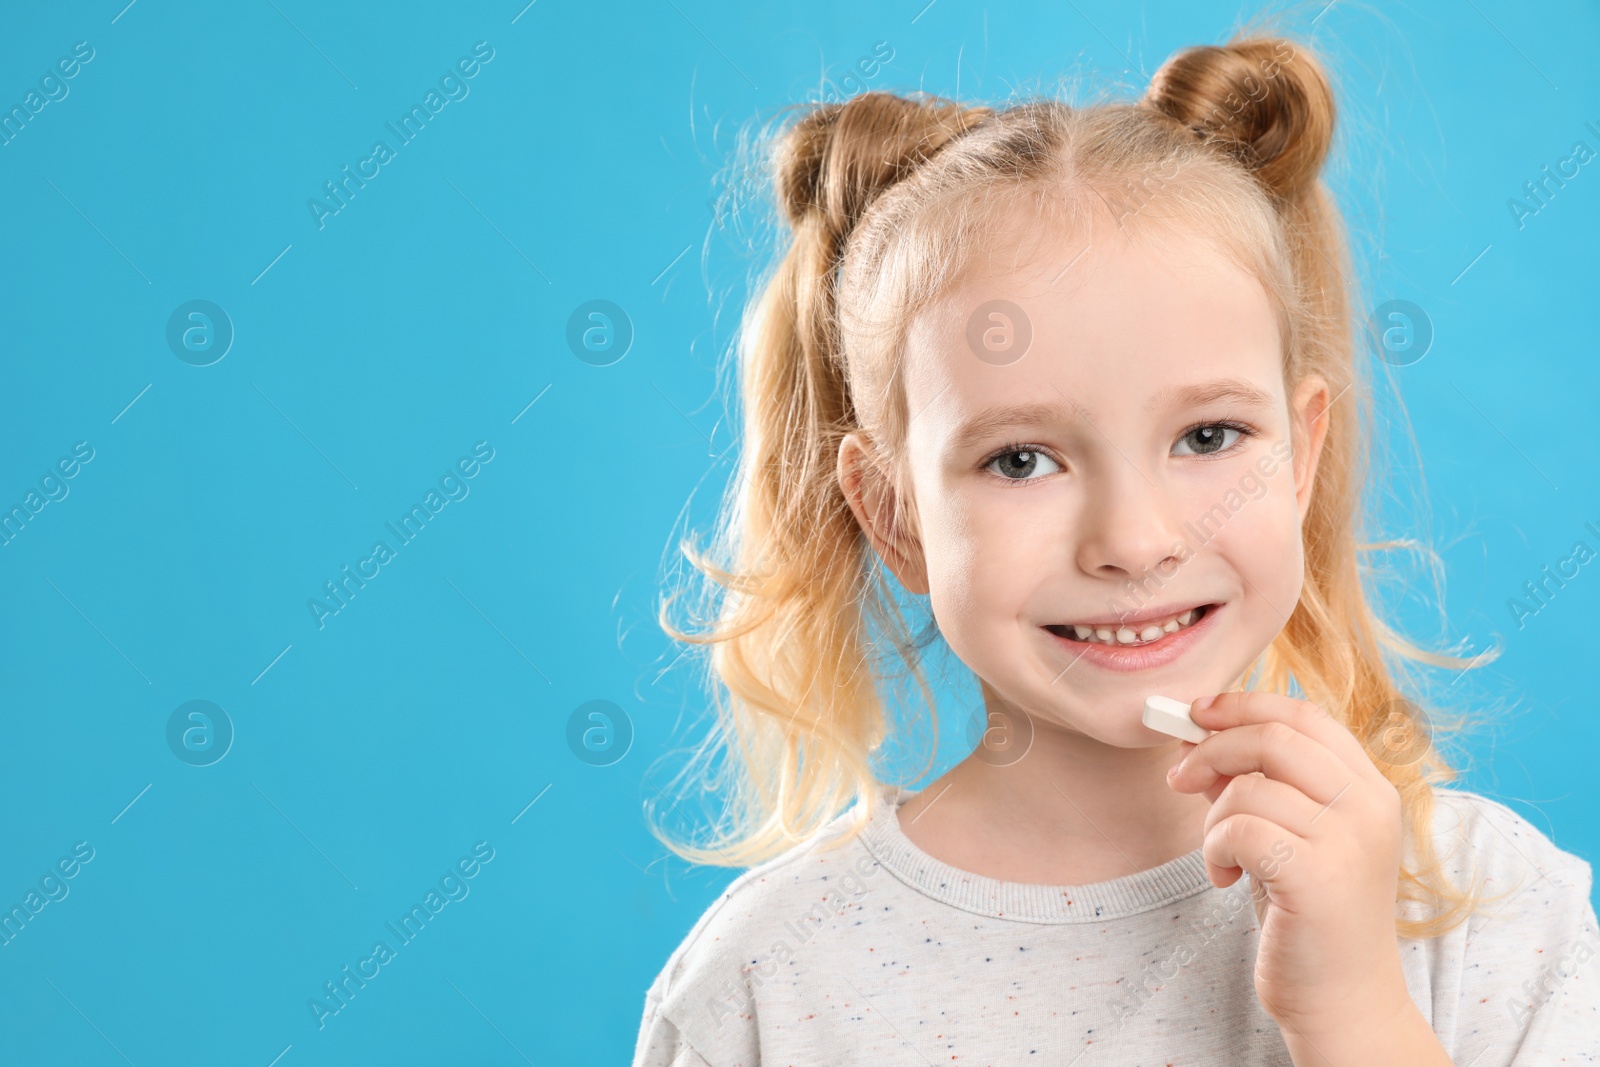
[774,92,992,234]
[1141,37,1334,202]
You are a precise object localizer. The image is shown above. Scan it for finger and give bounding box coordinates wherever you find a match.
[1201,812,1307,896]
[1202,770,1325,842]
[1169,721,1354,811]
[1190,691,1384,784]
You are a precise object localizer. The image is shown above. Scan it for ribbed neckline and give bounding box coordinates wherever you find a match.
[859,782,1215,924]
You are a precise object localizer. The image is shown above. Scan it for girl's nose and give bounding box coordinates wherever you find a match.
[1073,464,1186,581]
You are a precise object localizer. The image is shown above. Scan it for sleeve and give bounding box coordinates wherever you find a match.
[1446,798,1600,1065]
[632,990,717,1067]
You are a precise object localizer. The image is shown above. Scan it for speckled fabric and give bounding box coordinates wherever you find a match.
[634,784,1600,1066]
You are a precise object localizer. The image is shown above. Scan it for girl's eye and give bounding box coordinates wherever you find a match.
[985,447,1062,482]
[1173,423,1249,457]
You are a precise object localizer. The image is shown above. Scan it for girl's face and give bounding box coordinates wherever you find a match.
[842,213,1330,749]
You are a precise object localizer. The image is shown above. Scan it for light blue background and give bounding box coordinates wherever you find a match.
[0,1,1595,1063]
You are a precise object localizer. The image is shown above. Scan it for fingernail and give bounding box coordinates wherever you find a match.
[1167,759,1184,779]
[1191,695,1216,714]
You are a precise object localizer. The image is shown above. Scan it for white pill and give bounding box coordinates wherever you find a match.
[1142,695,1213,744]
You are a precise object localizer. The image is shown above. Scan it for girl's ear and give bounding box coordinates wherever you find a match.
[837,432,930,595]
[1289,375,1332,518]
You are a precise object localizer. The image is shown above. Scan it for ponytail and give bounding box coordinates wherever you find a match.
[1143,36,1507,937]
[652,93,989,865]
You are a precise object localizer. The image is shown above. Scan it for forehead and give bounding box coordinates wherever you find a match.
[901,216,1285,439]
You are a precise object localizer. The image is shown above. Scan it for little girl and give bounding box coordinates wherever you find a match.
[632,32,1600,1066]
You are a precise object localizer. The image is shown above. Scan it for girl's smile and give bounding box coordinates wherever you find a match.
[1042,599,1224,673]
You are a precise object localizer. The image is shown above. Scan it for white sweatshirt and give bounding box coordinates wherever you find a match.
[632,783,1600,1065]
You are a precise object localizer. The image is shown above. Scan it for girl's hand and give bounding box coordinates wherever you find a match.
[1165,691,1413,1042]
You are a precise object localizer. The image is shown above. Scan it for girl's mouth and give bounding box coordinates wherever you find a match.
[1044,603,1214,646]
[1041,602,1222,672]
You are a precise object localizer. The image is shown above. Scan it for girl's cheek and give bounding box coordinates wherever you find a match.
[1208,490,1307,602]
[921,493,1030,643]
[927,499,1000,603]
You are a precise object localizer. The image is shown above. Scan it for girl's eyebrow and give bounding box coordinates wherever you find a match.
[946,378,1275,453]
[1149,377,1276,412]
[947,400,1078,453]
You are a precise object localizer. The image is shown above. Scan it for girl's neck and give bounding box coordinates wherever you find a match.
[895,718,1213,887]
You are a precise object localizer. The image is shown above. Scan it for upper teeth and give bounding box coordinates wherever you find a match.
[1067,608,1199,645]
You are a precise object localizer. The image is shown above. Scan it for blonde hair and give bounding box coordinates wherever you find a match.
[651,31,1508,940]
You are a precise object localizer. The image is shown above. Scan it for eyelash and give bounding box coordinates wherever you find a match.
[1176,418,1259,455]
[980,420,1260,483]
